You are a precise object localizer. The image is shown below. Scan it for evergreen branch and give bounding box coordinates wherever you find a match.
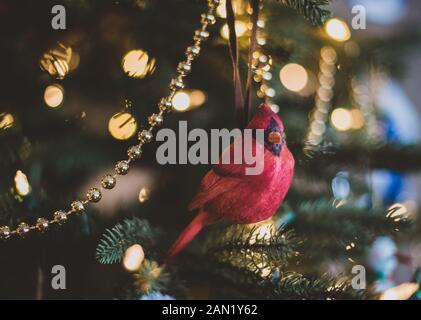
[295,142,421,172]
[133,259,171,294]
[206,224,299,276]
[95,217,156,264]
[178,255,365,299]
[272,271,366,300]
[277,0,332,26]
[291,200,411,244]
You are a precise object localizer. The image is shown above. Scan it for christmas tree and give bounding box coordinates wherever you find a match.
[0,0,420,300]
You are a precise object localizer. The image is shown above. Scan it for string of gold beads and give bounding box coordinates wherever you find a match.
[0,0,219,241]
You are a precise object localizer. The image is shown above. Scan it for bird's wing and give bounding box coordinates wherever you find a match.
[188,137,261,211]
[187,169,242,211]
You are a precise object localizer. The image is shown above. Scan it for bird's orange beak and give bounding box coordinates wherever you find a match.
[268,131,282,144]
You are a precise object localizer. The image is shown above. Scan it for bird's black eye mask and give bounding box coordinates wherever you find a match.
[264,117,285,156]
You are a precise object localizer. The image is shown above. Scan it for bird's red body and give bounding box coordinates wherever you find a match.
[166,104,295,261]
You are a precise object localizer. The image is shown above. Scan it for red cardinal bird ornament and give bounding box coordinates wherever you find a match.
[166,104,295,262]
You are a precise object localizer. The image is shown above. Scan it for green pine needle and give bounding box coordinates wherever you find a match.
[278,0,332,26]
[95,217,156,264]
[207,224,299,277]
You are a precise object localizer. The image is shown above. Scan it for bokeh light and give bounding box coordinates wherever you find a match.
[0,113,14,129]
[331,108,353,131]
[40,42,73,79]
[172,90,207,112]
[216,0,227,18]
[270,104,280,113]
[351,109,365,129]
[387,203,408,221]
[380,283,419,300]
[332,172,350,199]
[123,244,145,272]
[68,51,81,71]
[325,18,351,42]
[108,112,137,140]
[320,46,338,64]
[14,170,30,196]
[122,49,156,79]
[216,0,245,18]
[249,220,276,244]
[172,91,190,111]
[189,90,207,108]
[220,21,248,40]
[138,187,151,203]
[279,63,308,92]
[44,84,64,108]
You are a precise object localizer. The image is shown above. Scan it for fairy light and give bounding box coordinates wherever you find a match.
[351,77,379,142]
[249,220,276,244]
[345,242,356,251]
[350,109,365,130]
[330,108,353,132]
[0,113,14,129]
[216,1,227,17]
[380,283,419,300]
[325,18,351,42]
[108,112,138,140]
[216,0,246,18]
[122,49,156,79]
[68,51,80,71]
[172,89,207,112]
[138,187,151,203]
[123,244,145,272]
[172,91,191,111]
[304,46,337,149]
[270,104,280,113]
[220,21,248,40]
[257,262,272,277]
[14,170,30,196]
[40,42,72,79]
[280,63,308,92]
[387,203,408,221]
[250,10,278,111]
[44,84,64,108]
[189,90,207,108]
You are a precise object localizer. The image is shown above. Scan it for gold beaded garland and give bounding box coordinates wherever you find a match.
[115,160,130,175]
[148,114,164,127]
[0,226,11,240]
[201,13,216,25]
[36,218,50,232]
[16,222,30,237]
[1,0,217,240]
[138,130,153,144]
[177,61,192,75]
[101,174,116,189]
[128,145,143,160]
[193,29,210,41]
[71,200,85,214]
[87,188,102,203]
[159,98,173,112]
[186,46,201,60]
[170,77,185,90]
[54,210,68,225]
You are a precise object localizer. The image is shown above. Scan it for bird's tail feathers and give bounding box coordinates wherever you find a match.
[165,210,215,264]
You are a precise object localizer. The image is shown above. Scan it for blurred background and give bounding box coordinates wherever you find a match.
[1,0,421,300]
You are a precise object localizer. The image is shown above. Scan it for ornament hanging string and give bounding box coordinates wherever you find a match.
[225,0,244,128]
[244,0,260,122]
[225,0,260,128]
